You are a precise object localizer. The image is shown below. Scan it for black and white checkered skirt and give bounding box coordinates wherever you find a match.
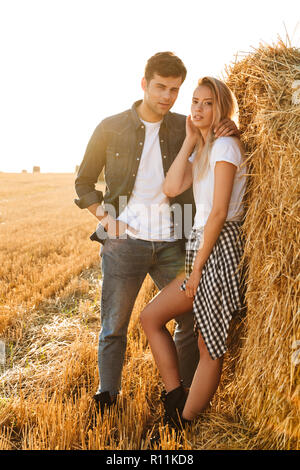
[180,220,246,360]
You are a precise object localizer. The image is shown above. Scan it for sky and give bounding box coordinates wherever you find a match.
[0,0,299,173]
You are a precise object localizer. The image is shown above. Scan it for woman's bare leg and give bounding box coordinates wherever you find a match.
[140,277,193,393]
[140,279,224,421]
[182,331,224,421]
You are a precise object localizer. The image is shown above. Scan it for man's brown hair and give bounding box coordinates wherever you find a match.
[144,52,187,84]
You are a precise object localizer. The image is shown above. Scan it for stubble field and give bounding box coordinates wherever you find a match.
[0,172,277,450]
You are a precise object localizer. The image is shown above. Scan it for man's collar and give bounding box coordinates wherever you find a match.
[131,100,170,129]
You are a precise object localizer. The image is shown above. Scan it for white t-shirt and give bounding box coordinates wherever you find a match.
[117,119,175,241]
[190,136,247,228]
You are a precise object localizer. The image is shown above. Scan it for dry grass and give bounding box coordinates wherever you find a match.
[0,172,100,336]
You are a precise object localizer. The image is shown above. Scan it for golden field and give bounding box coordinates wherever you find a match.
[0,172,295,450]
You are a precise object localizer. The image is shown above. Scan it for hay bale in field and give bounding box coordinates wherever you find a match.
[225,40,300,447]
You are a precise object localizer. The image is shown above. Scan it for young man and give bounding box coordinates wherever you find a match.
[74,52,238,412]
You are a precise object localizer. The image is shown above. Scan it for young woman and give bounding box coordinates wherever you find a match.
[140,77,247,427]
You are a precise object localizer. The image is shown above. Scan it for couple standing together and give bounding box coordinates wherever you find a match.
[75,52,247,428]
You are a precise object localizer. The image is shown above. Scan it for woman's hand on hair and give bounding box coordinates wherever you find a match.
[186,115,200,145]
[214,119,240,138]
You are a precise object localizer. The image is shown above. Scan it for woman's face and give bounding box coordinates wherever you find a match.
[191,85,214,131]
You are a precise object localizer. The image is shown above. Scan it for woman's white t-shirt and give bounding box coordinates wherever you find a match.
[190,136,247,229]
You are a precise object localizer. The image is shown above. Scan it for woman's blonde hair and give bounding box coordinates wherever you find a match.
[192,77,238,180]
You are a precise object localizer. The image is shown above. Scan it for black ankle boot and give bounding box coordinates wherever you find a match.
[160,383,188,429]
[93,391,116,413]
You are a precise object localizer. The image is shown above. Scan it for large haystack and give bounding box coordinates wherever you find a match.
[225,40,300,448]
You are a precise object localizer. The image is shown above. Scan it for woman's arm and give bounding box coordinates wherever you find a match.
[163,116,199,197]
[185,160,237,298]
[162,139,194,197]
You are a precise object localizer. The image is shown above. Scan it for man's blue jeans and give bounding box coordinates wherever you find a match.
[98,235,199,397]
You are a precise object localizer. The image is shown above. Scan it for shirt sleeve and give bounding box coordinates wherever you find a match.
[74,121,107,209]
[188,149,197,163]
[210,137,242,169]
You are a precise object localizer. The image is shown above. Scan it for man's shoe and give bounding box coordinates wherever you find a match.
[93,391,117,414]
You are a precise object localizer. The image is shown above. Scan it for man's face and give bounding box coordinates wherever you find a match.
[142,73,182,118]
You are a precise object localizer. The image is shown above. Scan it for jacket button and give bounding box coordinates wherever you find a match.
[163,155,167,159]
[116,153,119,157]
[139,142,143,145]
